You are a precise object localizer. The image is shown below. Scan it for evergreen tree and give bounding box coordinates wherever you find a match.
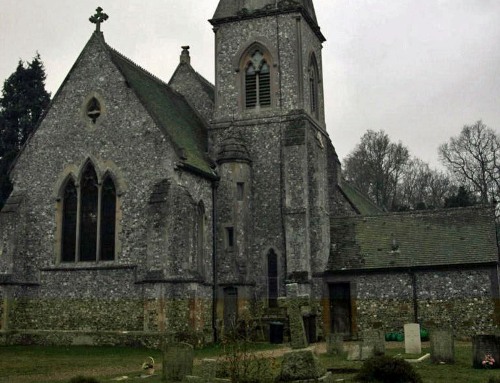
[0,53,50,207]
[444,186,476,208]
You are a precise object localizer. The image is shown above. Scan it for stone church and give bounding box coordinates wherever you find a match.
[0,0,498,346]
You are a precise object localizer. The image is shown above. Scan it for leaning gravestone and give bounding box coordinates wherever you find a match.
[472,335,500,369]
[404,323,422,354]
[326,333,344,355]
[363,329,386,356]
[162,342,194,381]
[430,329,455,364]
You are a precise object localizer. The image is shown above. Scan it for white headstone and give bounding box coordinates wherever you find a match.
[404,323,422,354]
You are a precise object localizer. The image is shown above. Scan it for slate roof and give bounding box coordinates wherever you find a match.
[329,205,499,271]
[211,0,324,42]
[338,181,383,216]
[103,38,216,179]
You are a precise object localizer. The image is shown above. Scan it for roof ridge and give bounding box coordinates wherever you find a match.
[105,43,171,90]
[330,203,495,219]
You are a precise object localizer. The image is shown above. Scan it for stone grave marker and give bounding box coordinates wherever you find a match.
[404,323,422,354]
[280,283,309,349]
[472,335,500,369]
[162,342,194,381]
[363,329,385,356]
[200,358,217,381]
[326,333,344,355]
[347,343,374,361]
[347,343,361,361]
[278,349,326,381]
[430,329,455,364]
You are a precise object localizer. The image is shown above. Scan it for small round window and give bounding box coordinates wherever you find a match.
[86,97,101,124]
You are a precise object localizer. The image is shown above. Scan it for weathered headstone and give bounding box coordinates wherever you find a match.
[326,333,344,355]
[278,349,325,381]
[200,358,217,382]
[281,283,309,349]
[363,329,385,356]
[347,343,374,361]
[347,343,361,361]
[404,323,422,354]
[472,335,500,369]
[430,329,455,364]
[162,342,194,381]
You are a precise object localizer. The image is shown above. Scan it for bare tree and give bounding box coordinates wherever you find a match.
[344,130,409,209]
[439,121,500,204]
[398,159,454,210]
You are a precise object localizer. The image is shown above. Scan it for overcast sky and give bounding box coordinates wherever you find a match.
[1,0,499,167]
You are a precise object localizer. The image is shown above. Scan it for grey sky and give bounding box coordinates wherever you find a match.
[1,0,499,167]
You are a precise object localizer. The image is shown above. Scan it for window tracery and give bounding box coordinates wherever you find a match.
[60,163,117,262]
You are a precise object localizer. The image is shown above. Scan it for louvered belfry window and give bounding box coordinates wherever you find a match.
[61,162,117,263]
[245,50,271,109]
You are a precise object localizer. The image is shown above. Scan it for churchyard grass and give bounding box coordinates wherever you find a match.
[1,342,499,382]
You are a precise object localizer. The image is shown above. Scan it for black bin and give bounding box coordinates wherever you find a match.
[269,322,284,344]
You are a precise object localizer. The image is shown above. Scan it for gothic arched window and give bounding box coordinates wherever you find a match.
[243,48,272,109]
[267,249,278,308]
[60,163,117,263]
[197,201,206,277]
[61,179,77,262]
[309,54,320,119]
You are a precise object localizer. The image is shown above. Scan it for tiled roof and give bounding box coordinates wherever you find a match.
[338,181,383,216]
[329,205,499,271]
[104,40,216,179]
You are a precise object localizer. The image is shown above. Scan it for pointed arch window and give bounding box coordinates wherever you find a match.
[244,49,272,109]
[267,249,278,308]
[196,201,206,277]
[60,163,117,263]
[309,55,320,119]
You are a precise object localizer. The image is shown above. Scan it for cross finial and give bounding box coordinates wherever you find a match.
[89,7,109,33]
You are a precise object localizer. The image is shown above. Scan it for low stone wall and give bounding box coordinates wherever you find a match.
[0,330,163,348]
[328,267,497,339]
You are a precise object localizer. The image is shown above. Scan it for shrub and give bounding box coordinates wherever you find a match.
[356,356,422,383]
[68,376,101,383]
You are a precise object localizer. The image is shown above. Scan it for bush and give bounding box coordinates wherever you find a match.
[488,378,500,383]
[68,376,101,383]
[356,356,422,383]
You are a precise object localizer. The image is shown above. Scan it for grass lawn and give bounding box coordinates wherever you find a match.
[0,342,499,383]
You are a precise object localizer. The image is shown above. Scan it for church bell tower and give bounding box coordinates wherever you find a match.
[210,0,331,326]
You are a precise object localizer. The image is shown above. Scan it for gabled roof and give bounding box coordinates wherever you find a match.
[338,180,383,216]
[170,63,215,103]
[211,0,325,42]
[9,32,217,181]
[104,40,216,178]
[329,205,499,271]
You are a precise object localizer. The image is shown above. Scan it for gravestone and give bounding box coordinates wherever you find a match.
[363,329,385,356]
[326,333,344,355]
[404,323,422,354]
[472,335,500,369]
[162,342,194,381]
[278,349,325,381]
[430,329,455,364]
[280,283,309,349]
[200,358,217,381]
[347,343,374,361]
